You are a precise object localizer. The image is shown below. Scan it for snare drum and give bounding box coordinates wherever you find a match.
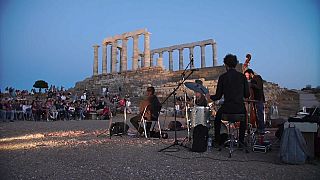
[189,106,210,127]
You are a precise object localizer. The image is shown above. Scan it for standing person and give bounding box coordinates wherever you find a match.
[206,54,250,147]
[244,69,265,133]
[5,100,15,122]
[125,98,132,114]
[130,87,162,137]
[244,70,258,128]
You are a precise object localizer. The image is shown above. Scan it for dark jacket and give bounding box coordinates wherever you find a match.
[210,68,250,113]
[251,75,265,102]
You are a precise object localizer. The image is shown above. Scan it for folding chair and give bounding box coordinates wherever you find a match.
[138,106,162,138]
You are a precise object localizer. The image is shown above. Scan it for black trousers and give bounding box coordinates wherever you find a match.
[214,107,246,145]
[130,115,152,134]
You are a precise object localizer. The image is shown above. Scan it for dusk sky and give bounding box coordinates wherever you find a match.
[0,0,319,91]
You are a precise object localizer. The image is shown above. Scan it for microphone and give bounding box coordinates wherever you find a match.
[190,54,194,67]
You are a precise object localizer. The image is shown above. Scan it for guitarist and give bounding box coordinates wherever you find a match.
[130,87,161,137]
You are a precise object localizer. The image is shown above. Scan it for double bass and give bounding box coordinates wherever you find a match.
[243,54,258,128]
[242,53,251,73]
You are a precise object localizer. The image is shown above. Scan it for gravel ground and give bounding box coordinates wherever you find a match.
[0,115,319,180]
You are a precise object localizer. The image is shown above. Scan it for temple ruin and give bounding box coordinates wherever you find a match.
[92,28,217,75]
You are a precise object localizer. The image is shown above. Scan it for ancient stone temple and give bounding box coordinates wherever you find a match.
[91,28,217,75]
[74,28,282,107]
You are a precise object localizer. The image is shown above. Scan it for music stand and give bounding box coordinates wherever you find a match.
[158,62,196,152]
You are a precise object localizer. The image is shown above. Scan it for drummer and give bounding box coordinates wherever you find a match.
[193,80,208,107]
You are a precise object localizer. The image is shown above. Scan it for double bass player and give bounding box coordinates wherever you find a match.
[244,69,266,134]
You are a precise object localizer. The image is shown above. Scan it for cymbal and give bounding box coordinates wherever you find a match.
[184,82,209,94]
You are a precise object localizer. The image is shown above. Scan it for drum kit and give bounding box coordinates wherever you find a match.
[183,81,266,153]
[181,82,228,148]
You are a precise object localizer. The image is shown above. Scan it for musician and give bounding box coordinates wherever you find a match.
[130,87,162,136]
[244,69,265,133]
[244,71,254,99]
[194,80,208,106]
[244,70,257,127]
[206,54,250,147]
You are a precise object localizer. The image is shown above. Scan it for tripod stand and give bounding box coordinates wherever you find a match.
[158,63,196,152]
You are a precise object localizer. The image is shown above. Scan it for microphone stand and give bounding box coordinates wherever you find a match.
[181,56,194,146]
[159,58,196,152]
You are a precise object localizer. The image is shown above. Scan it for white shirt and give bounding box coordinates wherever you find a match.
[61,95,66,101]
[81,94,86,100]
[22,105,31,113]
[126,100,131,107]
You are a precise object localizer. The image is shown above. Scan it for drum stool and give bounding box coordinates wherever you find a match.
[222,113,246,158]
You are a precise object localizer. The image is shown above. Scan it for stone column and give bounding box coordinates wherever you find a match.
[140,54,144,68]
[189,47,194,69]
[132,35,139,70]
[118,47,122,70]
[157,52,163,69]
[200,45,206,68]
[120,38,128,72]
[93,45,99,76]
[178,48,184,70]
[168,50,173,71]
[111,40,117,73]
[144,32,151,67]
[102,44,107,74]
[212,43,217,66]
[157,59,163,69]
[150,53,154,67]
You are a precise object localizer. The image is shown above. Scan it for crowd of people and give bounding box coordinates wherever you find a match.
[0,86,131,122]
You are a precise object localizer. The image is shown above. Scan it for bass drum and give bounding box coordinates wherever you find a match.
[207,120,228,142]
[189,106,211,127]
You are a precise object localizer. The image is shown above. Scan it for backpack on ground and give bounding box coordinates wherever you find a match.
[109,122,129,136]
[279,124,308,164]
[191,125,208,152]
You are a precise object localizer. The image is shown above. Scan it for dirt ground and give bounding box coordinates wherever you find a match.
[0,113,319,180]
[1,89,319,179]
